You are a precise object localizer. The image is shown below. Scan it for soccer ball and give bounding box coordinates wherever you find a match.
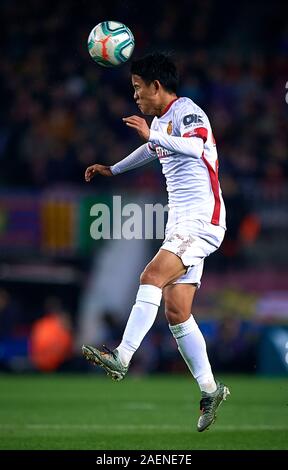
[88,21,135,67]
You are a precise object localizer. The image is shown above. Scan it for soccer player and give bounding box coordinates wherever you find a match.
[82,53,230,432]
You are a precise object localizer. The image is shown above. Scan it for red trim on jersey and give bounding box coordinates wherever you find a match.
[202,154,221,225]
[160,98,179,117]
[183,127,208,142]
[148,144,156,153]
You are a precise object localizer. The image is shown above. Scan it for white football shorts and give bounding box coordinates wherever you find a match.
[161,208,225,287]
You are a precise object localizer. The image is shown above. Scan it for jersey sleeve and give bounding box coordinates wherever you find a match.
[148,101,209,158]
[178,102,209,142]
[110,143,157,175]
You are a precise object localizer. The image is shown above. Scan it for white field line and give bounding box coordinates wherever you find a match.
[0,424,287,432]
[124,403,156,410]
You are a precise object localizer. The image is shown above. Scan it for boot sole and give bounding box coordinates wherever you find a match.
[82,345,125,382]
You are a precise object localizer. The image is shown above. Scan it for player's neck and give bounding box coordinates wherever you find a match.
[157,95,178,117]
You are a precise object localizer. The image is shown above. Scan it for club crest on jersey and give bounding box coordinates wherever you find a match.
[167,121,173,135]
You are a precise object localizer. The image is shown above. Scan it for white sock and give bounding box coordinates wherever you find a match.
[116,284,162,366]
[169,315,217,393]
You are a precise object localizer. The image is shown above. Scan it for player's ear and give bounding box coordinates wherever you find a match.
[153,80,161,93]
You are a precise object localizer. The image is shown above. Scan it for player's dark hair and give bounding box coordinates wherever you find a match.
[131,52,179,94]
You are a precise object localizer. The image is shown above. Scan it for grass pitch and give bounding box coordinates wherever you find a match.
[0,373,287,450]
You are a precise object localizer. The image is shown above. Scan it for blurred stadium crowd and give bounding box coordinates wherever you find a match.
[1,0,287,188]
[0,0,287,374]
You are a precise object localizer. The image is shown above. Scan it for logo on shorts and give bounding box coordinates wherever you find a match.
[167,120,173,135]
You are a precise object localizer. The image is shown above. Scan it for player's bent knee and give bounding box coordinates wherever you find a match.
[165,308,190,325]
[165,309,180,325]
[140,269,162,287]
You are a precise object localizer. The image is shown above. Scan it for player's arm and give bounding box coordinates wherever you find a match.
[149,108,208,158]
[152,107,209,158]
[85,144,157,182]
[123,113,207,159]
[110,143,157,175]
[149,128,205,158]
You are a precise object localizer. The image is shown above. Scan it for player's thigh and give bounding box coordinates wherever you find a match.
[141,249,187,288]
[163,283,197,324]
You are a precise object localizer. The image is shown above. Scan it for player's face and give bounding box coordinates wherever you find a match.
[131,74,159,115]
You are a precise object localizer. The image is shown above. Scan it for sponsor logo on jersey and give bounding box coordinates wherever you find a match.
[167,120,173,135]
[155,146,174,159]
[183,114,203,126]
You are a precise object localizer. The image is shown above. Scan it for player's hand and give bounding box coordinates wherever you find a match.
[85,164,113,182]
[122,115,150,141]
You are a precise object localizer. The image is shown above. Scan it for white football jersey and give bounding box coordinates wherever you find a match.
[148,97,226,228]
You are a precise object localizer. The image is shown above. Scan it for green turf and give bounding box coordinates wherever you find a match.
[0,373,287,450]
